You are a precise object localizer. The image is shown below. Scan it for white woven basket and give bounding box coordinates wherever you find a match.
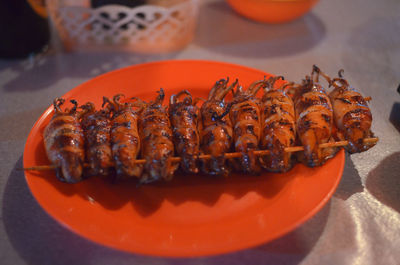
[46,0,199,53]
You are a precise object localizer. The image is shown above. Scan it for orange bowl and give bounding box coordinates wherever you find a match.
[226,0,319,23]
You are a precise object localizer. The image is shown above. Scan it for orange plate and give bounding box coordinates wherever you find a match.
[23,60,344,257]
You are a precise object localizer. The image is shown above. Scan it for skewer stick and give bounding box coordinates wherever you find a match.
[22,165,58,171]
[22,137,379,171]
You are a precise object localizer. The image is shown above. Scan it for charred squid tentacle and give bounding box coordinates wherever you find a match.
[316,67,376,153]
[295,66,337,166]
[259,76,296,172]
[169,90,201,174]
[229,78,263,174]
[140,89,178,182]
[200,78,236,176]
[44,98,85,183]
[80,101,113,177]
[105,94,143,179]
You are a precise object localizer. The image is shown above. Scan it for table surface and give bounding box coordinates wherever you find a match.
[1,0,400,264]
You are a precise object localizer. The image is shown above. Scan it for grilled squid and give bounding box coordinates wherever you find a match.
[139,88,178,182]
[169,90,201,174]
[80,102,113,176]
[43,98,85,183]
[260,76,297,172]
[294,67,337,167]
[229,80,264,174]
[200,78,237,176]
[103,94,142,179]
[316,67,376,153]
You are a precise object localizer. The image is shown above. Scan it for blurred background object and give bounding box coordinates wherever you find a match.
[225,0,319,24]
[46,0,199,53]
[389,84,400,133]
[91,0,146,8]
[0,0,50,59]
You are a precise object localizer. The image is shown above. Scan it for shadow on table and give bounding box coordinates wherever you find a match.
[0,49,178,93]
[3,157,329,265]
[194,1,326,59]
[365,152,400,213]
[333,153,364,200]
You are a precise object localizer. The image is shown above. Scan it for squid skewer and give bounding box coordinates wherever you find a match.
[229,79,265,174]
[294,66,338,167]
[139,88,179,183]
[103,94,142,179]
[260,76,297,172]
[169,90,202,174]
[200,78,238,176]
[43,98,86,183]
[26,72,379,180]
[314,66,376,153]
[24,137,379,172]
[80,102,113,176]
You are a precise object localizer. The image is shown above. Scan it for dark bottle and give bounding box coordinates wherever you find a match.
[0,0,50,59]
[90,0,146,8]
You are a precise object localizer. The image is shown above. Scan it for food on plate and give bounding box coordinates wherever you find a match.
[138,88,179,183]
[103,94,142,179]
[169,90,202,174]
[200,78,237,176]
[229,79,264,174]
[27,67,379,183]
[80,102,113,176]
[259,76,297,172]
[293,66,338,167]
[314,66,376,153]
[43,98,85,183]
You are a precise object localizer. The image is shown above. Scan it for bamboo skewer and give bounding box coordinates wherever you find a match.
[23,165,58,171]
[22,137,379,171]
